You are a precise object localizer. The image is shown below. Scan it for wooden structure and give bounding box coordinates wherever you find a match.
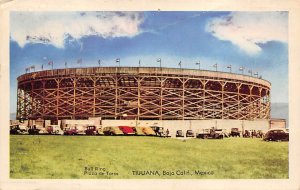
[17,67,271,121]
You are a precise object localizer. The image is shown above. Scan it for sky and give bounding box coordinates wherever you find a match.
[10,11,288,113]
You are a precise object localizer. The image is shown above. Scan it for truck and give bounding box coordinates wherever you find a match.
[196,128,223,139]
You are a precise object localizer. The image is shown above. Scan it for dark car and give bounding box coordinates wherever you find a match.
[243,130,251,138]
[230,128,240,137]
[64,126,78,135]
[176,130,184,137]
[150,126,164,136]
[10,125,27,135]
[28,125,40,135]
[263,128,289,141]
[186,130,194,137]
[85,126,97,135]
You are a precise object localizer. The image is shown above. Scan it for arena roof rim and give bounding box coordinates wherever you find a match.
[17,67,271,88]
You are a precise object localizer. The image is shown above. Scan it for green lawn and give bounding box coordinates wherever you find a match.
[10,136,288,179]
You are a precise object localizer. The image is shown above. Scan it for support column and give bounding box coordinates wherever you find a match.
[137,76,141,120]
[201,80,207,119]
[237,83,242,120]
[160,78,163,120]
[56,79,60,121]
[182,78,185,120]
[42,81,46,119]
[221,82,225,119]
[73,78,76,119]
[93,78,96,117]
[30,82,34,119]
[249,85,254,120]
[115,74,118,119]
[259,87,262,118]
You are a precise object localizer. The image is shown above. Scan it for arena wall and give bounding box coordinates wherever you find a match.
[17,67,271,121]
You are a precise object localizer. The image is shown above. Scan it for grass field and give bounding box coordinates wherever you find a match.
[10,136,288,179]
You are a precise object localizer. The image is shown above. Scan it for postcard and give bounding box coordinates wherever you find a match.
[0,0,299,190]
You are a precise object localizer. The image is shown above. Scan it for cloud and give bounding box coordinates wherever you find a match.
[205,12,288,54]
[10,12,144,48]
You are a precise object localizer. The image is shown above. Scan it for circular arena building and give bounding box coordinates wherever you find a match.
[17,67,271,121]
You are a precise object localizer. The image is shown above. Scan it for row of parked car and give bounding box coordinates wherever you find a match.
[10,124,289,141]
[10,124,171,137]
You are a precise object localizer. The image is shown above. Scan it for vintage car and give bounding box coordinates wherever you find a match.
[96,126,104,135]
[150,126,165,136]
[118,126,135,135]
[141,126,156,136]
[196,128,223,139]
[186,130,195,137]
[10,124,27,135]
[263,128,289,141]
[132,127,146,136]
[85,126,97,135]
[28,125,40,135]
[75,125,87,135]
[46,125,64,135]
[103,126,124,136]
[229,128,240,137]
[64,126,78,135]
[176,130,184,137]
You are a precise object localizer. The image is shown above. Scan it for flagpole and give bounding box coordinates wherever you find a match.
[213,63,218,71]
[239,67,244,75]
[196,61,200,70]
[116,58,120,67]
[157,58,161,68]
[227,65,232,73]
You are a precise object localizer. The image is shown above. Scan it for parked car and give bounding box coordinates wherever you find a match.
[132,127,146,136]
[186,130,194,137]
[27,125,40,135]
[263,128,289,141]
[103,126,124,136]
[243,130,251,138]
[150,126,165,136]
[96,126,104,135]
[10,124,27,135]
[39,127,49,135]
[84,126,97,135]
[196,128,223,139]
[64,126,78,135]
[176,130,184,137]
[118,126,135,135]
[229,128,240,137]
[76,125,87,135]
[46,125,64,135]
[141,127,156,136]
